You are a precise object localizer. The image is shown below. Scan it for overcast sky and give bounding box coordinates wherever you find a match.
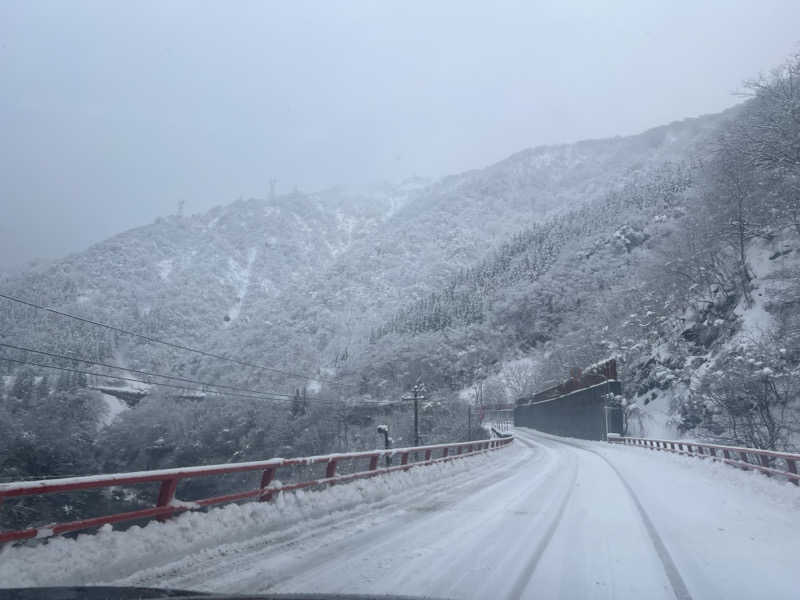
[1,1,799,270]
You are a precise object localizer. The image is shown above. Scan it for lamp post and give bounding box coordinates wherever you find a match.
[377,424,391,466]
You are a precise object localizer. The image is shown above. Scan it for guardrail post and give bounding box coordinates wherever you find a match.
[369,455,379,471]
[259,467,275,502]
[156,478,179,521]
[786,458,799,486]
[723,449,731,460]
[758,454,772,476]
[401,452,409,466]
[442,447,449,458]
[424,449,432,461]
[709,447,717,457]
[326,459,338,479]
[457,446,463,455]
[739,451,749,466]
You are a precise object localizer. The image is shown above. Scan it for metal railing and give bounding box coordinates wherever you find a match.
[609,436,799,485]
[0,436,513,544]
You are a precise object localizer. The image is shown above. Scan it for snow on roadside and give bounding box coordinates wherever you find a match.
[0,446,518,588]
[521,430,800,600]
[596,441,800,512]
[594,440,800,600]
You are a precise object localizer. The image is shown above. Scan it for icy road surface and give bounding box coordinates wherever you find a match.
[3,429,799,599]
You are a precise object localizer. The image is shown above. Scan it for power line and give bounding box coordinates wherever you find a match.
[0,354,297,404]
[0,350,352,408]
[0,292,352,388]
[0,342,292,401]
[0,354,419,415]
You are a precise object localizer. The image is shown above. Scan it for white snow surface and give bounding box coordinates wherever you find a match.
[97,392,129,428]
[155,259,173,282]
[2,429,799,599]
[224,248,256,325]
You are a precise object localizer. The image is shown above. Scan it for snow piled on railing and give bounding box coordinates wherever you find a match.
[0,442,517,588]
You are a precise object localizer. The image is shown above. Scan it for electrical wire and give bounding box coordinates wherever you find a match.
[1,354,405,416]
[0,351,369,409]
[0,354,297,403]
[0,341,292,400]
[0,292,352,387]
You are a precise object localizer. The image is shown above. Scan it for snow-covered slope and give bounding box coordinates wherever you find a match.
[1,112,724,396]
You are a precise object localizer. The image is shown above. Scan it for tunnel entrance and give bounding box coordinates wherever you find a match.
[514,359,622,441]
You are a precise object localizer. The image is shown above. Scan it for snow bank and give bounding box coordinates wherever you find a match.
[594,441,800,600]
[599,441,800,512]
[0,446,516,588]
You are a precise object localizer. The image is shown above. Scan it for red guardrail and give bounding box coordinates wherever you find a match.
[609,436,799,485]
[0,437,513,544]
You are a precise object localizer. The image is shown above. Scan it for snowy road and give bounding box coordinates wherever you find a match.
[102,429,800,599]
[4,429,798,599]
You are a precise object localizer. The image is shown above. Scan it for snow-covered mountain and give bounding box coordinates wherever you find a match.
[4,55,800,500]
[1,111,723,396]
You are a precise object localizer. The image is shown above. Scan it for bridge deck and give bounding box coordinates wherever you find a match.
[2,429,797,599]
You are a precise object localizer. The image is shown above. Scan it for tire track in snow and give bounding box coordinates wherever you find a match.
[506,430,579,599]
[111,440,536,591]
[266,431,576,598]
[523,430,694,600]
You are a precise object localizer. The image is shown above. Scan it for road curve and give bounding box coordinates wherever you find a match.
[114,429,686,599]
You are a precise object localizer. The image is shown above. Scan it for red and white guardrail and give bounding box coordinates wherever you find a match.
[0,436,513,544]
[608,435,799,485]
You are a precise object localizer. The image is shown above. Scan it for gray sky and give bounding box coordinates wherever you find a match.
[1,1,799,270]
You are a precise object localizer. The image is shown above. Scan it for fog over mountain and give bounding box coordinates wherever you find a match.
[3,1,800,269]
[2,110,721,391]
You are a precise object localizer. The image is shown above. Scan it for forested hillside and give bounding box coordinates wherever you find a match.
[2,53,800,514]
[358,55,800,452]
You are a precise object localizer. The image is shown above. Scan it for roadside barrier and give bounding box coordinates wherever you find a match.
[609,436,799,485]
[0,436,513,544]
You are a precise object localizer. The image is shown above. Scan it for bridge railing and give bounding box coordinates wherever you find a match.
[0,436,513,545]
[609,436,799,485]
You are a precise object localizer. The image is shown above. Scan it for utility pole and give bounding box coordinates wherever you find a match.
[402,381,426,447]
[467,405,471,441]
